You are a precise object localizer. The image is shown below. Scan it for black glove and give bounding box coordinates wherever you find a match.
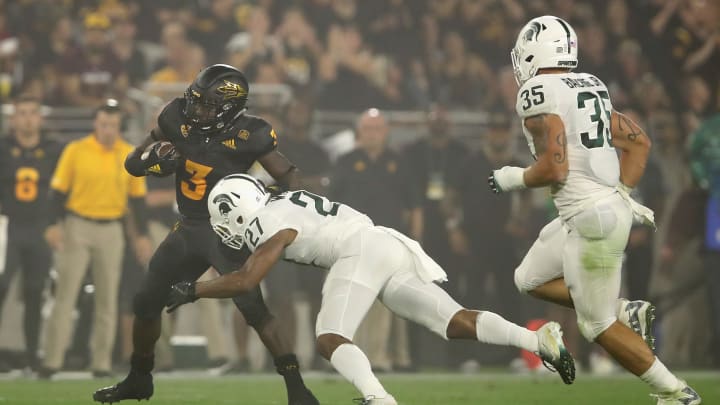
[144,142,179,177]
[166,281,198,313]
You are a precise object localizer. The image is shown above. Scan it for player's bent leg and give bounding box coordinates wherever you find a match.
[514,218,566,302]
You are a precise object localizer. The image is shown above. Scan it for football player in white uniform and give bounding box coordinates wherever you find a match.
[488,15,700,404]
[166,174,575,405]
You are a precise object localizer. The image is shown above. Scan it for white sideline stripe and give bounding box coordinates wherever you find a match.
[1,370,719,382]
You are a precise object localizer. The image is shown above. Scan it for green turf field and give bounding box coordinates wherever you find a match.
[1,372,717,404]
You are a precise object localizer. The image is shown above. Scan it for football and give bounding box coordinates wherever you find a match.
[141,141,178,161]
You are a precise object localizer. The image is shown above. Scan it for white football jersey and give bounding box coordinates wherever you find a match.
[515,72,619,219]
[240,190,373,268]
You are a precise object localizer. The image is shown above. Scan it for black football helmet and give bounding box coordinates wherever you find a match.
[183,64,249,135]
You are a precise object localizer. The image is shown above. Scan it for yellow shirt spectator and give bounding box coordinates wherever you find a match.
[51,134,146,220]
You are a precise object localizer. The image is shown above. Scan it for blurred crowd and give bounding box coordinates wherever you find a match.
[0,0,719,375]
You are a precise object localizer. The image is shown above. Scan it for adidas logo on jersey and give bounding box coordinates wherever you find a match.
[222,138,236,150]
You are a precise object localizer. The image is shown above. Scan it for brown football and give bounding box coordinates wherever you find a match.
[142,141,178,160]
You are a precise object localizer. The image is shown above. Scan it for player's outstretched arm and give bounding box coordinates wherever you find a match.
[258,150,302,190]
[610,111,651,189]
[489,113,568,193]
[166,229,297,312]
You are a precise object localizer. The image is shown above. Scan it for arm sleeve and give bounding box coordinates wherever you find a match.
[50,143,75,193]
[48,190,68,225]
[128,196,149,235]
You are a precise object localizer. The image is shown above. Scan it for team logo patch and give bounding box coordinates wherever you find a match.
[270,129,278,146]
[180,124,190,138]
[34,149,45,159]
[238,129,250,141]
[212,193,237,217]
[217,80,247,100]
[222,138,237,150]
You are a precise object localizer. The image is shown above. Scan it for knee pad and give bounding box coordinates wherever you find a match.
[513,264,533,294]
[577,314,616,342]
[133,290,163,320]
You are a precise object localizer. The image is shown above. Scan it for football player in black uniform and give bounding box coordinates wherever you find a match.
[0,96,63,371]
[93,65,318,405]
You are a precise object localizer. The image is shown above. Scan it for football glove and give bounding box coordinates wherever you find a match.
[488,166,526,194]
[166,281,198,313]
[142,142,179,177]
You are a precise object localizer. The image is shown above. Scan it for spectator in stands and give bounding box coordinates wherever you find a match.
[56,13,129,107]
[40,100,151,378]
[275,7,323,89]
[149,42,205,85]
[30,15,74,103]
[680,76,713,135]
[226,6,282,82]
[110,8,148,87]
[191,0,242,63]
[331,108,420,372]
[0,97,63,371]
[428,31,492,109]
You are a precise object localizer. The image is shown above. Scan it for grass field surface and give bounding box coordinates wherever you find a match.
[1,371,717,404]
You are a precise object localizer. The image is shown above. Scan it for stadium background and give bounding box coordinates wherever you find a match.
[0,0,719,400]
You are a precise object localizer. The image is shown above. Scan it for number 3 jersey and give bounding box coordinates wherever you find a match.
[158,98,278,220]
[516,72,620,219]
[0,136,63,222]
[242,191,374,268]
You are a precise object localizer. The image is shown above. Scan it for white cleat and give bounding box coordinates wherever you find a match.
[535,321,576,384]
[653,381,701,405]
[357,394,398,405]
[617,298,656,351]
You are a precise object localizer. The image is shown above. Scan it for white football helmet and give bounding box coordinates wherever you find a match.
[208,174,269,250]
[511,15,578,85]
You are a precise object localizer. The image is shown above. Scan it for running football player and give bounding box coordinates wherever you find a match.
[93,64,318,405]
[488,16,700,405]
[166,174,577,405]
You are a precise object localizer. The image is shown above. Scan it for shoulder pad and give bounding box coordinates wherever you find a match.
[516,76,558,118]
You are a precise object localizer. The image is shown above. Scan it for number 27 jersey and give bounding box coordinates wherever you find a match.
[515,72,619,219]
[241,190,373,269]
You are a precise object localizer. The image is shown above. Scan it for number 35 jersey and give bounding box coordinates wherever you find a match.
[158,98,278,220]
[516,72,619,219]
[242,191,374,269]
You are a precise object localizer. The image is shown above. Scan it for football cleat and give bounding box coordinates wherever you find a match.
[92,371,153,404]
[535,321,576,384]
[653,382,701,405]
[617,299,656,351]
[355,394,398,405]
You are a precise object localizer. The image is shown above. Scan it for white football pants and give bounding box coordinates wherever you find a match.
[315,227,462,340]
[514,192,632,341]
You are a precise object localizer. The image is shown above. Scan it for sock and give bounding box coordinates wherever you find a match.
[330,344,388,399]
[274,354,307,395]
[640,357,683,393]
[130,353,154,374]
[475,311,539,352]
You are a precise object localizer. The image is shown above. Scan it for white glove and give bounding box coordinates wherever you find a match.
[615,183,656,229]
[488,166,526,193]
